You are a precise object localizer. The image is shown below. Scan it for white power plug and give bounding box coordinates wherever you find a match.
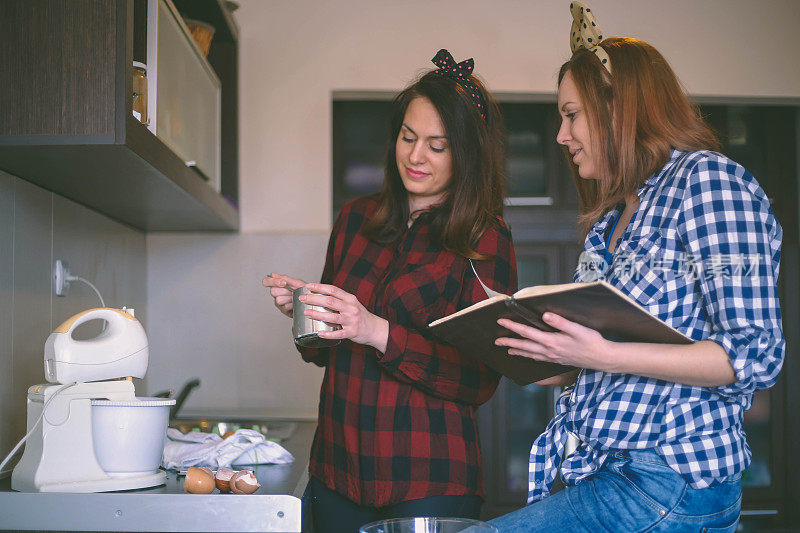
[52,259,106,308]
[53,259,71,297]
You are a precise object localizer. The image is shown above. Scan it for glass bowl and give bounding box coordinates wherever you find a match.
[359,517,497,533]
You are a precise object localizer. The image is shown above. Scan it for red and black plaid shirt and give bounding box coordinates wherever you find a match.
[299,196,517,507]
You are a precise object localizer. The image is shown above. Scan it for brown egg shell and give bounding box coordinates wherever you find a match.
[184,466,215,494]
[230,470,260,494]
[215,467,236,492]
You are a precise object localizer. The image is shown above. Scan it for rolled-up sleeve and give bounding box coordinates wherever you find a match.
[676,155,785,398]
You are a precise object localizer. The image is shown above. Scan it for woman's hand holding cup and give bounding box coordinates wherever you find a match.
[301,283,389,353]
[262,273,307,318]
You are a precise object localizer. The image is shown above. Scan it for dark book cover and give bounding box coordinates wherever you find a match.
[429,281,692,386]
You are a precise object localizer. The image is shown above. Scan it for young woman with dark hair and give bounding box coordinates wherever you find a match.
[365,69,506,258]
[490,4,783,532]
[263,50,516,532]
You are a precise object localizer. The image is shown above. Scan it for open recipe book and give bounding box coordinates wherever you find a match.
[428,281,692,386]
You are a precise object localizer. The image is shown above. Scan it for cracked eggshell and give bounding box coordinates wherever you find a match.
[184,466,215,494]
[230,470,261,494]
[215,467,236,492]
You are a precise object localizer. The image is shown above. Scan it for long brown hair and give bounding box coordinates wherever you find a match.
[559,37,720,235]
[364,71,506,259]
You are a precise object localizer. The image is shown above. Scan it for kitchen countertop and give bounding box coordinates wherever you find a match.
[0,421,316,532]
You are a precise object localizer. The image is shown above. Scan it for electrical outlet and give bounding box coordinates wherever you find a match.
[54,259,71,296]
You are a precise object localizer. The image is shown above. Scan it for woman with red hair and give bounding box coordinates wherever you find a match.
[491,4,784,532]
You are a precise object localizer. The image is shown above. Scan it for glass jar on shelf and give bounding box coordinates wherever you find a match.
[132,61,148,125]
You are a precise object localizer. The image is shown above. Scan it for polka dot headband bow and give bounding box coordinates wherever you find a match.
[431,49,487,119]
[569,2,611,72]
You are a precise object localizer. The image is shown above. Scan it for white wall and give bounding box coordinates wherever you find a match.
[146,0,800,418]
[146,232,328,418]
[238,0,800,233]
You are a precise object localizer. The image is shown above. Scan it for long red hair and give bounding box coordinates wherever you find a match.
[559,37,720,235]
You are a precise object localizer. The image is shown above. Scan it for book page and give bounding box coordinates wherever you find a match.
[513,282,587,299]
[512,280,688,340]
[514,281,641,305]
[428,294,509,327]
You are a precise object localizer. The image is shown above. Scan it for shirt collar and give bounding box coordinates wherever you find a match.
[641,148,684,190]
[584,148,684,253]
[585,204,622,253]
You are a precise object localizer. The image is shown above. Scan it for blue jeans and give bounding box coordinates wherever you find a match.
[490,449,741,532]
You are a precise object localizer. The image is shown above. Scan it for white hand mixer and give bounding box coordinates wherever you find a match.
[8,307,175,492]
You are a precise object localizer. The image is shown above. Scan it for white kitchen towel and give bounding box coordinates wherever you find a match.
[162,428,294,470]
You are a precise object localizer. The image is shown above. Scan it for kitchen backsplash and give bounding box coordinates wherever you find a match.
[0,169,146,466]
[145,232,326,419]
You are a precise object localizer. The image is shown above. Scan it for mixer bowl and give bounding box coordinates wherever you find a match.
[91,397,175,477]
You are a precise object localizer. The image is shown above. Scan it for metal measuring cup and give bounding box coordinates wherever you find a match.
[292,286,342,348]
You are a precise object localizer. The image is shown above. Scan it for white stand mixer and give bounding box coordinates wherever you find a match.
[11,307,173,493]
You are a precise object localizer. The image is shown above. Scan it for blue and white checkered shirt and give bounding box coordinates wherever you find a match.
[528,149,785,503]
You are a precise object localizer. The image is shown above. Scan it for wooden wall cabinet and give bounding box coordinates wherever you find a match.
[0,0,239,231]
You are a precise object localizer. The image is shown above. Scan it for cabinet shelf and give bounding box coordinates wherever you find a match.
[172,0,238,44]
[0,117,237,231]
[0,0,239,232]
